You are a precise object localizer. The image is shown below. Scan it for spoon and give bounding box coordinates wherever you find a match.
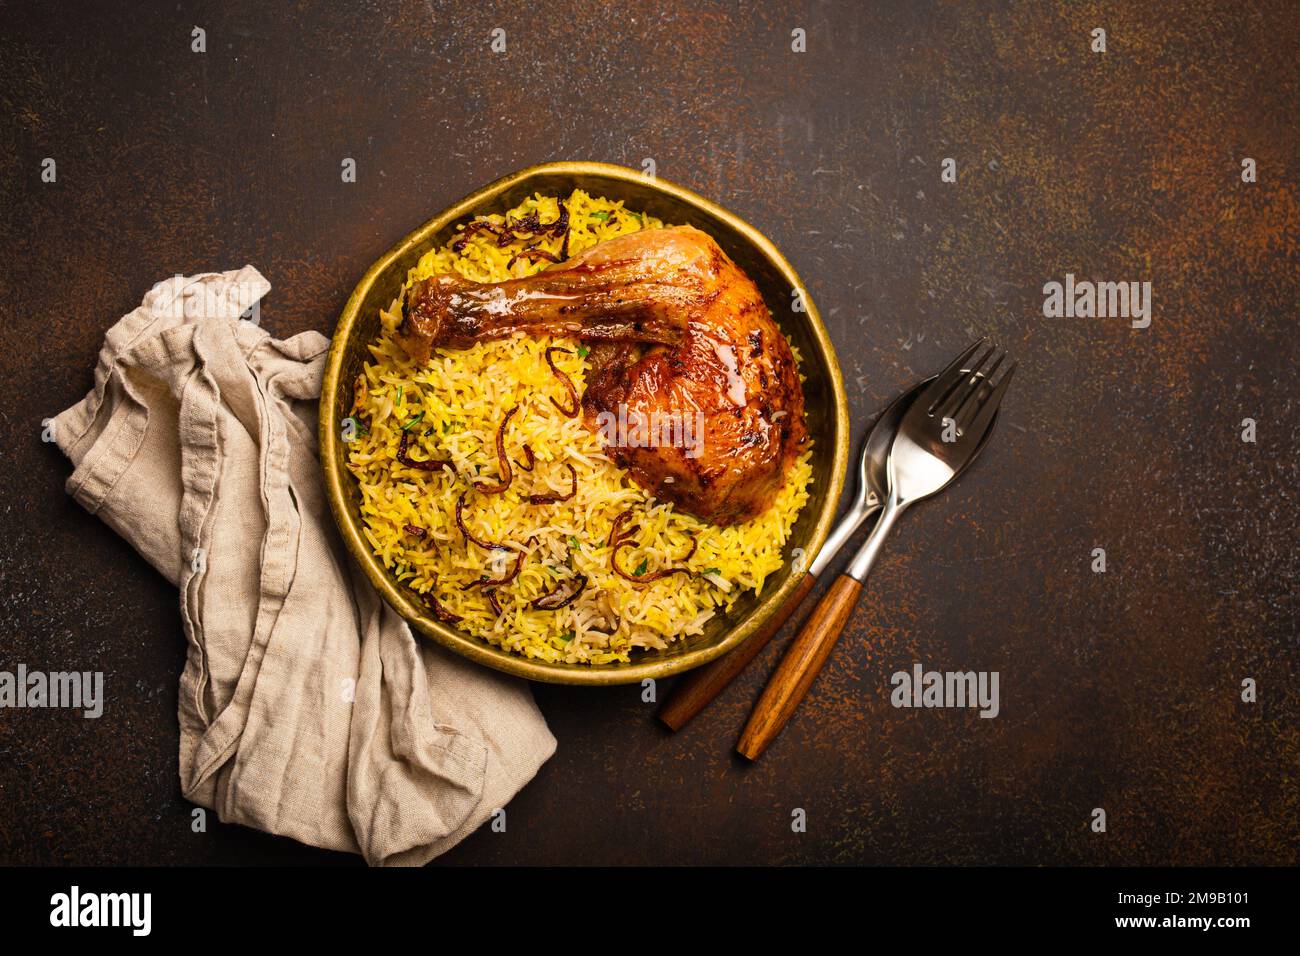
[658,363,999,731]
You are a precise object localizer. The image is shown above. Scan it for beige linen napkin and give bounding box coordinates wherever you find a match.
[54,266,556,866]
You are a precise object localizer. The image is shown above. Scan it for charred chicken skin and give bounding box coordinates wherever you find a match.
[397,225,808,525]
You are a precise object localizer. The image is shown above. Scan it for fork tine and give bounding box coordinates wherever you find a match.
[962,360,1017,442]
[918,338,987,414]
[952,348,1007,429]
[935,343,999,423]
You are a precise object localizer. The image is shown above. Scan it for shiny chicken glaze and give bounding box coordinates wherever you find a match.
[397,225,808,525]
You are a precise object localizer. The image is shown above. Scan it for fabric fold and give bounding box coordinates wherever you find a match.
[54,267,556,865]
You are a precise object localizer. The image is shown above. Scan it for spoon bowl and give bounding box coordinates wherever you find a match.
[810,366,1000,576]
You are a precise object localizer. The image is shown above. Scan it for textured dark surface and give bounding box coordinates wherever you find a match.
[0,0,1295,866]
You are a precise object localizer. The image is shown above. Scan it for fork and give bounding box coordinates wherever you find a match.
[737,339,1017,760]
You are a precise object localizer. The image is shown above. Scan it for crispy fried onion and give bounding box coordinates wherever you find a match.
[508,200,570,258]
[474,405,519,494]
[396,431,453,473]
[451,199,570,257]
[507,246,562,270]
[422,591,462,624]
[530,574,587,611]
[544,347,579,418]
[515,443,536,472]
[403,524,427,539]
[527,463,577,505]
[455,492,508,551]
[460,549,525,590]
[612,533,698,586]
[450,219,507,252]
[607,508,639,548]
[557,200,571,259]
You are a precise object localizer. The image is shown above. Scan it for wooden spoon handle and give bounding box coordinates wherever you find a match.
[658,573,817,731]
[737,573,863,760]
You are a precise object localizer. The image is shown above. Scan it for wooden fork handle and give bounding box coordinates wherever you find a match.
[658,573,817,731]
[737,573,863,760]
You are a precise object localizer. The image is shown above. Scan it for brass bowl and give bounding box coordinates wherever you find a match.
[319,162,849,685]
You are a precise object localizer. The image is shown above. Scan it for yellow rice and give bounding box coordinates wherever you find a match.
[346,190,813,664]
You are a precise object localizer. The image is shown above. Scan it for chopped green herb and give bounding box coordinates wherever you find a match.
[395,386,403,406]
[569,537,580,551]
[557,630,574,643]
[577,345,590,359]
[703,567,722,576]
[400,411,425,431]
[634,558,648,577]
[590,211,610,222]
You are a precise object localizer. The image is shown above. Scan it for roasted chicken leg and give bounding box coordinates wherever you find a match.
[397,225,808,525]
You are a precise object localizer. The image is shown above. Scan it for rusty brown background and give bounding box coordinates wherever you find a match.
[1,0,1295,866]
